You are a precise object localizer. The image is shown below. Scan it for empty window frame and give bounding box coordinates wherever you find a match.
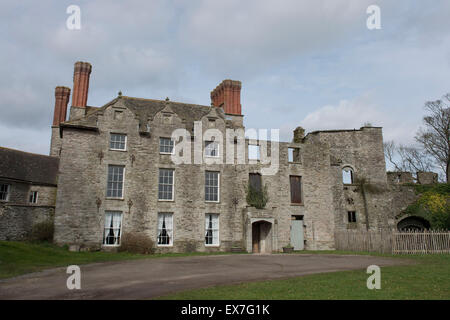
[29,191,38,204]
[110,133,127,151]
[158,169,174,201]
[205,171,220,202]
[348,211,357,223]
[205,214,219,246]
[248,144,260,160]
[249,173,262,192]
[157,212,173,246]
[288,147,301,163]
[107,165,125,198]
[159,137,174,154]
[205,141,219,157]
[103,211,123,246]
[0,184,10,201]
[342,167,354,184]
[290,175,302,204]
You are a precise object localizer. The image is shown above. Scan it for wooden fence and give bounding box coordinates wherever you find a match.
[335,230,450,254]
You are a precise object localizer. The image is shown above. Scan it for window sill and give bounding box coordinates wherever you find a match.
[157,244,173,247]
[205,244,220,247]
[109,149,127,152]
[158,199,175,202]
[290,203,304,206]
[205,201,220,204]
[102,244,120,247]
[160,152,174,155]
[106,197,124,201]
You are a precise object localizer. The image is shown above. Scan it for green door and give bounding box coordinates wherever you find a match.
[291,220,304,250]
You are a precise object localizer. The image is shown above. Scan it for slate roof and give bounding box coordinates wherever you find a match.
[62,96,217,133]
[0,147,59,185]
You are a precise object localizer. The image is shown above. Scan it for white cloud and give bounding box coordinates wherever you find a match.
[299,93,419,145]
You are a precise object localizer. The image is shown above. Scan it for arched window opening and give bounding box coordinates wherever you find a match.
[342,167,354,184]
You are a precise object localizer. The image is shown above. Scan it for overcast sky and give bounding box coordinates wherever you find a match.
[1,0,449,156]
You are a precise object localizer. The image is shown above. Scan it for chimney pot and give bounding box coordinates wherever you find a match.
[210,79,242,115]
[72,61,92,108]
[53,86,71,126]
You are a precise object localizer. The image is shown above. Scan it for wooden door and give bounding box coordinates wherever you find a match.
[252,223,260,253]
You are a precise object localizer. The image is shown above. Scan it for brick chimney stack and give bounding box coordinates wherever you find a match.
[210,80,242,115]
[53,86,71,126]
[72,61,92,107]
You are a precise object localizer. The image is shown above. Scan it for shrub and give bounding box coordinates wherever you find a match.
[118,233,154,254]
[246,183,269,209]
[30,220,54,242]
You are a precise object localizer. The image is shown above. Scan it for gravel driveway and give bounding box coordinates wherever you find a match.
[0,253,409,299]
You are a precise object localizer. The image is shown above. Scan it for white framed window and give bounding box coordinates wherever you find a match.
[205,214,219,246]
[205,171,219,202]
[29,191,38,204]
[159,137,174,154]
[157,212,173,246]
[0,184,10,201]
[107,165,125,198]
[342,167,354,184]
[205,141,219,157]
[103,211,123,246]
[158,169,174,201]
[110,133,127,151]
[248,144,260,160]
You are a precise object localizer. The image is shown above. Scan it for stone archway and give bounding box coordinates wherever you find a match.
[252,220,272,253]
[397,216,430,231]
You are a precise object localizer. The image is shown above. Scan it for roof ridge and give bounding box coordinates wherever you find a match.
[122,95,211,109]
[0,146,57,159]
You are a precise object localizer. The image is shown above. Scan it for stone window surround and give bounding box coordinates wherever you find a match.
[205,213,220,246]
[106,165,125,200]
[157,212,173,247]
[29,190,38,204]
[109,132,127,151]
[159,137,175,155]
[205,140,219,158]
[103,210,123,247]
[248,144,260,161]
[342,165,356,185]
[0,183,10,202]
[205,171,220,203]
[288,147,301,163]
[158,168,175,202]
[348,211,357,223]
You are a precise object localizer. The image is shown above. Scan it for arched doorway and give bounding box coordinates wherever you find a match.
[252,220,272,253]
[397,216,430,231]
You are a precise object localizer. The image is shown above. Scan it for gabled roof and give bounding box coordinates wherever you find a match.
[0,147,59,185]
[62,96,220,133]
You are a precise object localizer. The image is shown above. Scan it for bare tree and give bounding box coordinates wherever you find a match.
[415,94,450,183]
[383,140,433,174]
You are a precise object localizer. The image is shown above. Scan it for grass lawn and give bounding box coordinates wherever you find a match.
[157,252,450,300]
[0,241,240,280]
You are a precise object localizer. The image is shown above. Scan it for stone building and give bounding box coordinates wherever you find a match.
[0,60,429,252]
[0,147,58,240]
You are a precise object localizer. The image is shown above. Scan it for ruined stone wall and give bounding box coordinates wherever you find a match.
[0,180,56,240]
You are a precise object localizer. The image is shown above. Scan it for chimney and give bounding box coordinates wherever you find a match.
[210,79,242,115]
[72,61,92,107]
[53,86,71,126]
